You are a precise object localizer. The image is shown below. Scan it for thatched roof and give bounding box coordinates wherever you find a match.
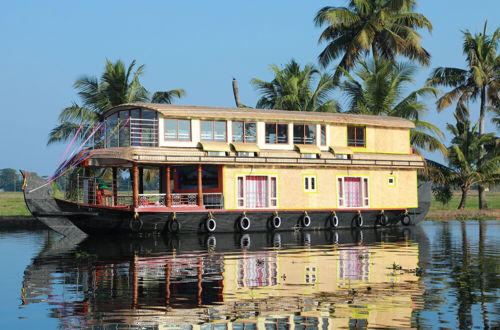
[105,103,415,129]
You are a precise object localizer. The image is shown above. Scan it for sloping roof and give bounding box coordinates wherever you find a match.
[330,146,354,155]
[231,143,260,153]
[106,103,415,129]
[295,144,321,154]
[198,142,231,152]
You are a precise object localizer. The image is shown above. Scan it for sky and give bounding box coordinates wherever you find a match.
[0,0,499,175]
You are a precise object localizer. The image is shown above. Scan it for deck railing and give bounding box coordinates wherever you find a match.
[136,192,224,209]
[138,193,166,207]
[171,193,198,207]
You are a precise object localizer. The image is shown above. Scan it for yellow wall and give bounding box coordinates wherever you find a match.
[223,166,418,210]
[329,125,411,154]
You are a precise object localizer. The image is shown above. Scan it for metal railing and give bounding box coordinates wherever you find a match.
[138,193,166,207]
[71,176,114,206]
[171,193,198,207]
[130,118,158,147]
[203,193,224,209]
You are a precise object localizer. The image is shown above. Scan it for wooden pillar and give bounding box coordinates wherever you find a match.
[112,168,118,206]
[165,262,172,306]
[166,166,172,207]
[132,163,139,208]
[130,254,139,309]
[197,164,203,206]
[197,257,203,306]
[138,167,144,194]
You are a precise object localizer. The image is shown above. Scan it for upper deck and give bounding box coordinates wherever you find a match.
[93,103,423,168]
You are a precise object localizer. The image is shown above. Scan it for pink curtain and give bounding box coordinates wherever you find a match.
[345,177,362,207]
[245,176,268,208]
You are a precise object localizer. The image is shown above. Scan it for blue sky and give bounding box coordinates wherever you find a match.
[0,0,499,175]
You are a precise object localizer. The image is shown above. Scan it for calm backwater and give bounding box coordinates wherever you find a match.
[0,221,498,329]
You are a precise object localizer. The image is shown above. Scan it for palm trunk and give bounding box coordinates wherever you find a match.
[372,44,379,67]
[458,187,469,209]
[478,87,488,209]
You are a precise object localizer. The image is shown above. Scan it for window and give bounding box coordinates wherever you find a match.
[236,175,278,208]
[207,151,226,157]
[304,175,317,192]
[177,165,219,190]
[293,124,316,144]
[335,154,349,159]
[201,120,226,141]
[265,123,288,144]
[232,121,257,143]
[237,151,255,157]
[337,176,369,207]
[320,125,327,146]
[347,126,365,147]
[164,119,191,141]
[388,175,396,187]
[302,153,318,159]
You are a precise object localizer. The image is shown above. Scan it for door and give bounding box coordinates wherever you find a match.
[344,177,362,208]
[245,176,269,208]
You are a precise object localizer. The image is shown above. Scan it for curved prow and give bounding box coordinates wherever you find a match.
[21,170,87,238]
[409,181,432,223]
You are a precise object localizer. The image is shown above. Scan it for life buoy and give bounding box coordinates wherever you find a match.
[129,217,143,232]
[401,214,411,226]
[353,214,363,227]
[271,215,282,229]
[302,214,311,227]
[205,217,217,232]
[377,213,389,226]
[169,219,181,233]
[239,216,251,231]
[240,234,251,249]
[330,214,339,228]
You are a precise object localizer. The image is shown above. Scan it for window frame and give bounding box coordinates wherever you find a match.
[320,125,327,146]
[200,120,227,142]
[236,174,278,209]
[232,121,257,143]
[337,176,370,208]
[347,125,366,148]
[303,174,317,193]
[164,118,192,142]
[293,123,316,145]
[265,122,289,144]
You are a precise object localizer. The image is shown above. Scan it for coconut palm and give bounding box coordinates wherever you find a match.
[314,0,432,78]
[341,58,446,154]
[251,59,340,112]
[48,59,185,145]
[446,109,500,209]
[427,22,500,208]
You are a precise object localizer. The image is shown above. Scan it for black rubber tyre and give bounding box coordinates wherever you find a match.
[353,215,363,227]
[377,214,389,226]
[330,215,339,228]
[129,217,143,232]
[239,216,251,231]
[302,215,311,227]
[169,219,181,233]
[401,214,411,226]
[205,218,217,232]
[271,216,281,229]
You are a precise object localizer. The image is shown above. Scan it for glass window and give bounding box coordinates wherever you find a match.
[106,113,118,148]
[232,121,256,143]
[177,165,219,190]
[164,119,191,141]
[201,120,226,141]
[118,111,130,147]
[320,125,327,146]
[304,175,316,192]
[265,123,288,144]
[348,126,366,147]
[293,124,316,144]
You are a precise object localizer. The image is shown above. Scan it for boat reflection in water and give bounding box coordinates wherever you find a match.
[22,227,425,329]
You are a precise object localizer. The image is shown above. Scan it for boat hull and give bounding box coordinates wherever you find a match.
[55,198,425,235]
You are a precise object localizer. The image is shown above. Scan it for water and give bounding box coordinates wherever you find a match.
[0,221,498,329]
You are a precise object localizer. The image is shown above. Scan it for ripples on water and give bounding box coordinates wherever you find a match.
[0,221,498,329]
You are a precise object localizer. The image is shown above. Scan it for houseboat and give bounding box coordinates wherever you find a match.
[23,103,430,235]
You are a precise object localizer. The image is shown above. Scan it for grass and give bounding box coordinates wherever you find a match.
[0,192,30,216]
[430,191,500,210]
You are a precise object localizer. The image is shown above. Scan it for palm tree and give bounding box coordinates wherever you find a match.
[251,59,340,112]
[341,58,446,154]
[48,59,185,145]
[446,109,500,209]
[427,22,500,208]
[314,0,432,78]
